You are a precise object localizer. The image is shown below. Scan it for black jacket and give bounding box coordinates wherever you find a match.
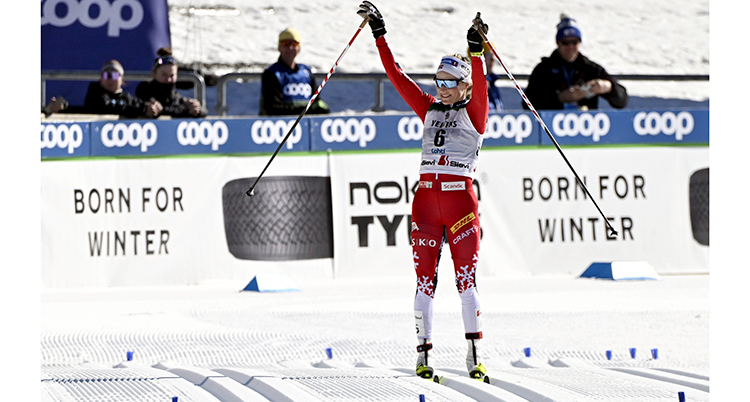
[135,80,208,118]
[524,49,628,110]
[83,82,150,118]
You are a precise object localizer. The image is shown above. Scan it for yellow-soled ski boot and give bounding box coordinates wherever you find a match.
[415,339,435,379]
[466,337,489,382]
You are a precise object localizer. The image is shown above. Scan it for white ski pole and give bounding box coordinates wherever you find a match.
[247,17,370,197]
[473,12,618,236]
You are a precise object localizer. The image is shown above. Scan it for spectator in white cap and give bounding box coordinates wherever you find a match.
[259,27,330,115]
[83,59,162,118]
[524,14,628,110]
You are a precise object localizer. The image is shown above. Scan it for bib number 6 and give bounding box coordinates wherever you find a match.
[433,129,446,147]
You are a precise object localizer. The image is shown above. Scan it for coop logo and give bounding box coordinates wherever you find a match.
[552,113,610,142]
[40,123,84,154]
[251,120,301,149]
[177,120,229,151]
[41,0,145,37]
[100,122,157,152]
[283,83,312,98]
[320,118,376,147]
[633,111,694,141]
[485,114,534,143]
[398,116,423,141]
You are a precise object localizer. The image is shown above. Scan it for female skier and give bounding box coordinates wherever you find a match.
[357,2,490,381]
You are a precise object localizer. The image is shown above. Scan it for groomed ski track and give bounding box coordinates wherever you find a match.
[41,275,709,401]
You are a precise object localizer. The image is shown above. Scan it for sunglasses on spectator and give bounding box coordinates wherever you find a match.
[153,56,175,69]
[560,39,581,46]
[101,71,121,80]
[279,39,300,47]
[433,76,461,89]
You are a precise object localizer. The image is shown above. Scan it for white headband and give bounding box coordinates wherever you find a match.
[436,56,471,81]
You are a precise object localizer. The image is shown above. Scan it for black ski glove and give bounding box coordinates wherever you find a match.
[467,12,489,54]
[357,1,387,39]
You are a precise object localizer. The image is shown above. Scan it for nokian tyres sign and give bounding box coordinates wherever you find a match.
[40,108,709,159]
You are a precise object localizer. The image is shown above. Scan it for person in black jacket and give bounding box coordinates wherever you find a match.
[524,14,628,111]
[135,48,208,118]
[83,60,162,118]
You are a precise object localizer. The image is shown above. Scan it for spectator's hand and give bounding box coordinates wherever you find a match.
[558,86,588,103]
[145,100,162,118]
[43,96,69,116]
[586,79,612,95]
[358,1,386,39]
[187,98,202,116]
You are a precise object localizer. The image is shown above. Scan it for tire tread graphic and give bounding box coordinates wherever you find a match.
[222,176,334,260]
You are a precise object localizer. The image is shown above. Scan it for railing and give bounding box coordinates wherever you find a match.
[40,70,206,109]
[42,71,708,116]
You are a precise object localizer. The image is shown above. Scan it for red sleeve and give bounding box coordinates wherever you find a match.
[466,55,489,134]
[376,36,435,121]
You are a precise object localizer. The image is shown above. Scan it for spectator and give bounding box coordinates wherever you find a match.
[259,27,330,116]
[83,60,162,118]
[524,14,628,110]
[482,44,504,111]
[136,48,208,118]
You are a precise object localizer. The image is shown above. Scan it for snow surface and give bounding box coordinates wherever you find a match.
[40,274,710,401]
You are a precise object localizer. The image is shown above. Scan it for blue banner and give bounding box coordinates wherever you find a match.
[41,108,710,159]
[41,0,171,105]
[89,117,311,157]
[40,122,91,158]
[539,109,709,146]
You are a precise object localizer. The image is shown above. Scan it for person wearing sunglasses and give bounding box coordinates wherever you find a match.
[135,48,207,118]
[358,1,490,382]
[259,27,330,116]
[83,60,162,118]
[524,14,628,110]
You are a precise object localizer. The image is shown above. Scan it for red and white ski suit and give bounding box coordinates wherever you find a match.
[375,36,489,342]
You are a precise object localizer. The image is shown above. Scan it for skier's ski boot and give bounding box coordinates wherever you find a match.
[416,339,437,381]
[469,362,489,382]
[466,336,490,382]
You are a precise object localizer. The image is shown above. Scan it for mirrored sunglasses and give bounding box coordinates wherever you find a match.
[153,56,175,68]
[101,71,121,80]
[434,77,461,89]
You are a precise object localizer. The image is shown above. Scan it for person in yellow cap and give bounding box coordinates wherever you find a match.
[259,27,330,115]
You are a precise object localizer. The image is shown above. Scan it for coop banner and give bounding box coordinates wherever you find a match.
[41,0,171,105]
[329,147,709,278]
[538,109,709,146]
[88,117,311,156]
[40,155,332,288]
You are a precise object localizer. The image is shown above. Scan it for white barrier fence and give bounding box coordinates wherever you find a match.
[41,147,708,288]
